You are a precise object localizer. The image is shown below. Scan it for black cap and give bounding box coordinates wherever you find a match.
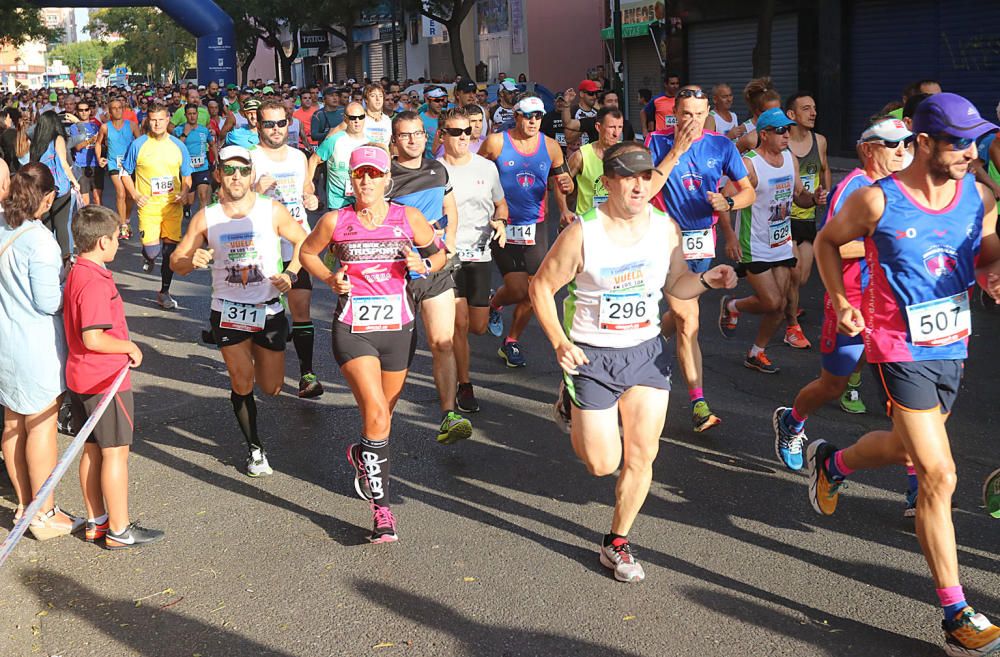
[603,149,656,177]
[456,80,477,93]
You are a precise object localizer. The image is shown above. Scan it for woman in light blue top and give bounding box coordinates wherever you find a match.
[0,162,82,540]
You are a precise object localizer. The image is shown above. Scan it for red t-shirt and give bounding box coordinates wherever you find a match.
[293,106,318,145]
[63,258,132,394]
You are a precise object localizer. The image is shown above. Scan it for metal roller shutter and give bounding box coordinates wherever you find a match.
[625,34,663,130]
[687,14,798,120]
[847,0,1000,141]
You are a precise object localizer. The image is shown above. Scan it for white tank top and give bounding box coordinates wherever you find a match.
[736,149,795,263]
[250,147,309,262]
[711,110,739,136]
[206,195,284,314]
[564,205,676,348]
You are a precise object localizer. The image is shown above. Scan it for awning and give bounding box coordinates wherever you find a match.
[601,20,654,40]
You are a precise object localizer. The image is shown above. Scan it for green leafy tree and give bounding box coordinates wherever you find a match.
[48,39,118,84]
[88,8,195,82]
[0,3,60,47]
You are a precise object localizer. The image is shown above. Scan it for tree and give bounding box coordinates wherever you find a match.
[88,8,195,82]
[48,40,117,84]
[752,0,776,77]
[0,3,59,47]
[410,0,477,80]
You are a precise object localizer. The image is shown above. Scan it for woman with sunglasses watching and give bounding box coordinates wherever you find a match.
[0,163,84,540]
[299,145,446,544]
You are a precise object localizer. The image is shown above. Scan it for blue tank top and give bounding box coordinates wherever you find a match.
[39,140,70,196]
[863,173,983,363]
[496,131,551,226]
[106,119,136,171]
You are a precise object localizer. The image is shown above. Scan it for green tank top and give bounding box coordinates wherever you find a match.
[791,131,821,221]
[575,143,609,216]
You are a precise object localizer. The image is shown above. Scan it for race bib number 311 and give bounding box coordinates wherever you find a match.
[220,300,266,332]
[906,293,971,347]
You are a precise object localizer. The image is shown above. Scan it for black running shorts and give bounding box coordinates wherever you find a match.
[454,261,492,307]
[210,309,289,351]
[491,222,549,276]
[872,359,962,415]
[332,320,417,372]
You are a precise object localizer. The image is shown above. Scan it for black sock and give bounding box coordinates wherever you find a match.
[230,391,262,451]
[360,436,390,504]
[160,242,177,293]
[603,532,627,547]
[291,322,315,375]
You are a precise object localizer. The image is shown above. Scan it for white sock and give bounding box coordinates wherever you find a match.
[727,299,738,313]
[749,344,764,357]
[89,513,108,525]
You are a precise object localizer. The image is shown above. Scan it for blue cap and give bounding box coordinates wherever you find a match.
[756,107,796,132]
[912,92,999,140]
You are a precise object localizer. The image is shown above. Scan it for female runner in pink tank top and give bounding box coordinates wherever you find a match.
[300,145,445,543]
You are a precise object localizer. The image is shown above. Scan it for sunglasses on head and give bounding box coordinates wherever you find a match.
[931,134,975,150]
[677,88,707,99]
[866,137,913,149]
[443,126,472,136]
[351,166,386,180]
[765,126,791,135]
[220,164,252,176]
[519,111,544,121]
[346,114,365,121]
[261,119,288,129]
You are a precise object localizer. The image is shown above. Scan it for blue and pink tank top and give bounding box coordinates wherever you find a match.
[331,203,416,331]
[821,167,874,308]
[496,131,551,225]
[863,173,983,362]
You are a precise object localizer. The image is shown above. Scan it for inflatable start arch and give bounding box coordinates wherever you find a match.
[30,0,237,85]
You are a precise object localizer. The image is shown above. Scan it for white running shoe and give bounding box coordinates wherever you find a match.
[246,448,273,477]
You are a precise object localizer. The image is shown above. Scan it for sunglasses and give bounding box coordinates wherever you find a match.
[429,97,447,102]
[220,164,252,176]
[443,126,473,136]
[518,111,544,121]
[677,89,707,99]
[346,114,366,121]
[932,134,975,150]
[261,119,288,129]
[351,166,386,180]
[765,126,791,135]
[579,90,597,96]
[867,137,913,149]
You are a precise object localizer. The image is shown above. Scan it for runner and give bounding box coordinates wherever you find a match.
[704,83,744,139]
[570,79,600,147]
[224,98,261,149]
[783,92,831,349]
[807,93,1000,657]
[174,104,215,218]
[292,89,318,151]
[437,108,508,413]
[322,84,393,147]
[529,141,736,582]
[772,116,911,471]
[298,145,446,543]
[68,99,103,207]
[388,111,472,444]
[718,107,825,374]
[641,72,681,133]
[170,145,307,476]
[250,98,323,398]
[120,103,193,310]
[490,79,518,133]
[479,94,575,365]
[560,88,637,144]
[454,79,490,137]
[307,102,368,212]
[735,78,782,154]
[567,108,622,217]
[419,87,448,158]
[645,86,755,431]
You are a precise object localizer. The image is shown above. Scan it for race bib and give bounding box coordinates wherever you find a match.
[351,294,402,333]
[769,217,791,248]
[458,245,490,263]
[906,293,971,347]
[800,174,814,192]
[681,228,715,260]
[150,176,175,196]
[191,155,205,168]
[506,223,536,246]
[220,300,266,332]
[599,290,653,332]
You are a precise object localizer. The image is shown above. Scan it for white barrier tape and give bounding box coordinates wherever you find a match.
[0,365,130,568]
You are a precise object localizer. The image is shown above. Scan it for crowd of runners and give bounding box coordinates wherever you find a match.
[1,68,1000,656]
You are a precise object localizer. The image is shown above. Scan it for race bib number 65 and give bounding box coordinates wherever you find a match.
[681,228,715,260]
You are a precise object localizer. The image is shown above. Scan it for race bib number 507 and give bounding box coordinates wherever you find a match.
[906,293,971,347]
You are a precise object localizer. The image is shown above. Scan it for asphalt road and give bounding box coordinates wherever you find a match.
[1,184,998,657]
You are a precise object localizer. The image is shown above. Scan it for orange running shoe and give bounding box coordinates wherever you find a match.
[784,325,812,349]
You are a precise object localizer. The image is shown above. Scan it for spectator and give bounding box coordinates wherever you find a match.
[29,111,79,257]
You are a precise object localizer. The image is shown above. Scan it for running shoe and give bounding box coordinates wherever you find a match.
[498,340,526,368]
[369,501,398,544]
[718,295,739,339]
[487,293,504,337]
[744,350,779,374]
[246,448,273,477]
[456,383,480,413]
[142,258,154,273]
[85,518,109,543]
[942,607,1000,657]
[346,443,373,501]
[599,537,645,583]
[839,385,867,414]
[772,407,806,471]
[157,292,178,310]
[437,411,472,445]
[783,325,811,349]
[692,400,721,433]
[984,467,1000,519]
[552,379,572,434]
[104,522,165,550]
[297,373,324,399]
[904,487,918,518]
[807,439,843,516]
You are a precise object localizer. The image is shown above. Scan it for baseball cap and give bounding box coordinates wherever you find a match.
[756,107,796,131]
[323,86,339,97]
[603,148,656,177]
[261,86,274,94]
[426,87,448,99]
[578,79,601,93]
[218,145,252,164]
[456,80,477,93]
[859,117,913,144]
[349,145,391,173]
[49,92,57,102]
[911,92,999,140]
[500,79,518,92]
[515,97,546,115]
[266,79,275,85]
[198,84,205,90]
[226,83,237,90]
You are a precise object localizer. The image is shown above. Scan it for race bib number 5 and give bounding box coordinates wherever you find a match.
[599,291,652,331]
[150,176,175,196]
[220,300,266,332]
[506,223,536,246]
[351,294,402,333]
[682,228,715,260]
[906,293,971,347]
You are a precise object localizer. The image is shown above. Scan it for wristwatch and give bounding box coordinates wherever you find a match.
[725,196,735,210]
[285,271,298,284]
[699,272,713,290]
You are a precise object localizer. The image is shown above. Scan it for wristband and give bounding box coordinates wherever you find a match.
[699,272,713,290]
[725,196,735,210]
[423,257,433,273]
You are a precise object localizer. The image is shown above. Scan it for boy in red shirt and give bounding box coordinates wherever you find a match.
[64,205,164,550]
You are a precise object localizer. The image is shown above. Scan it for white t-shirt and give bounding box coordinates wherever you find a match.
[363,114,392,145]
[438,154,505,262]
[250,147,309,261]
